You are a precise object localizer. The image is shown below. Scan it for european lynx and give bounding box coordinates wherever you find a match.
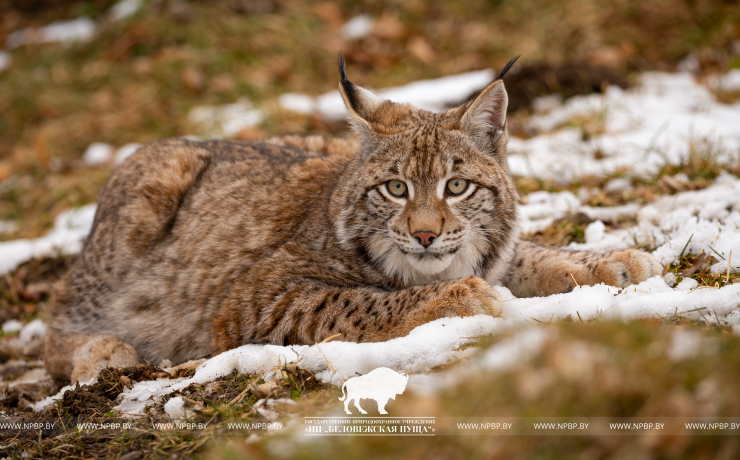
[45,57,662,382]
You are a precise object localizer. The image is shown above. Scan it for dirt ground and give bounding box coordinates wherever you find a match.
[1,0,739,458]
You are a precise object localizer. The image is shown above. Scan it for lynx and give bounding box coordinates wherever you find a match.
[45,56,662,382]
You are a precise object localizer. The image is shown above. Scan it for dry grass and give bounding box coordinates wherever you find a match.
[2,363,341,460]
[1,1,739,458]
[217,321,740,460]
[0,254,737,459]
[1,0,739,237]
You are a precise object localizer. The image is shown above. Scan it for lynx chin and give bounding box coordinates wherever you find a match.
[45,55,662,383]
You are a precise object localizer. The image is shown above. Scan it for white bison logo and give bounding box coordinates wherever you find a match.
[338,367,409,415]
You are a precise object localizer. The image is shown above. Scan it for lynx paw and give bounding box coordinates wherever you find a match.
[435,276,503,317]
[70,335,139,383]
[593,249,663,288]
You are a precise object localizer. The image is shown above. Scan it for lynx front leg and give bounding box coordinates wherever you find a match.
[504,241,663,298]
[214,276,503,349]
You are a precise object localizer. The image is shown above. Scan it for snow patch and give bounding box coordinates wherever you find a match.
[114,143,142,166]
[0,204,97,276]
[668,329,714,362]
[0,51,11,73]
[101,276,740,416]
[706,69,740,92]
[280,69,496,121]
[164,396,185,419]
[109,0,143,22]
[2,320,23,334]
[0,220,18,235]
[519,190,579,234]
[342,15,374,40]
[188,99,263,137]
[567,177,740,270]
[19,319,46,343]
[82,142,115,165]
[7,17,96,49]
[508,72,740,182]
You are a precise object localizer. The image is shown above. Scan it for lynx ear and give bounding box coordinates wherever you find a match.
[337,54,388,136]
[460,56,519,155]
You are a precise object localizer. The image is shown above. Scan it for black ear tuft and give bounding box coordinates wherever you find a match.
[338,52,348,83]
[497,55,521,80]
[337,53,360,111]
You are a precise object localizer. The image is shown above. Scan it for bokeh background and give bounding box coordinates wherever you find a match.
[1,0,739,240]
[1,1,740,459]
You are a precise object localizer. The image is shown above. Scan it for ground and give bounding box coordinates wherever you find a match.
[1,0,740,458]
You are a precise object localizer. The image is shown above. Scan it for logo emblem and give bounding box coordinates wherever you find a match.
[338,367,409,415]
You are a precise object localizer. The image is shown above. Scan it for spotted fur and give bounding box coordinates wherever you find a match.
[44,58,662,382]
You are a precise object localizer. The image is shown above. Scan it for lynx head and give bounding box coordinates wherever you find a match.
[329,55,521,286]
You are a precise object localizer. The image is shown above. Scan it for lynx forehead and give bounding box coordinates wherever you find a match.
[45,55,662,384]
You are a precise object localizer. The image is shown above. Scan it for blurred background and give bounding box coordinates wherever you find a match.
[1,0,739,241]
[1,2,740,459]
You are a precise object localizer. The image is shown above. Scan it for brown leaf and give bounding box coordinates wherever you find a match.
[212,75,236,93]
[373,14,405,40]
[253,379,279,399]
[313,2,343,27]
[0,161,12,182]
[681,252,718,277]
[408,37,435,64]
[181,67,205,93]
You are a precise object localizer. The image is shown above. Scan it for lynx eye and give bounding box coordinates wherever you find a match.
[446,178,469,196]
[386,180,408,198]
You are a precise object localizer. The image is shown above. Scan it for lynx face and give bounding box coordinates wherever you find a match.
[329,60,521,286]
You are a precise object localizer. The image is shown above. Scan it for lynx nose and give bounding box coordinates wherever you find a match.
[412,231,437,248]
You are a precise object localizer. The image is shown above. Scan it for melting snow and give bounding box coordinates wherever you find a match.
[707,69,740,92]
[164,396,186,419]
[19,319,47,344]
[6,17,97,49]
[6,68,738,413]
[568,176,740,273]
[342,15,375,40]
[188,99,264,138]
[2,320,23,334]
[114,143,142,165]
[0,220,18,235]
[0,51,10,72]
[279,69,495,121]
[82,142,115,165]
[4,0,143,50]
[108,0,143,22]
[508,72,740,182]
[0,204,96,275]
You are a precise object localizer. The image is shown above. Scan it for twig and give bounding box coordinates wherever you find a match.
[726,250,732,285]
[319,333,342,344]
[178,394,202,406]
[570,273,581,291]
[228,367,278,406]
[712,308,723,328]
[695,308,712,325]
[314,336,340,375]
[576,311,584,322]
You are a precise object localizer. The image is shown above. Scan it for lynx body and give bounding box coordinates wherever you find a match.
[45,58,662,382]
